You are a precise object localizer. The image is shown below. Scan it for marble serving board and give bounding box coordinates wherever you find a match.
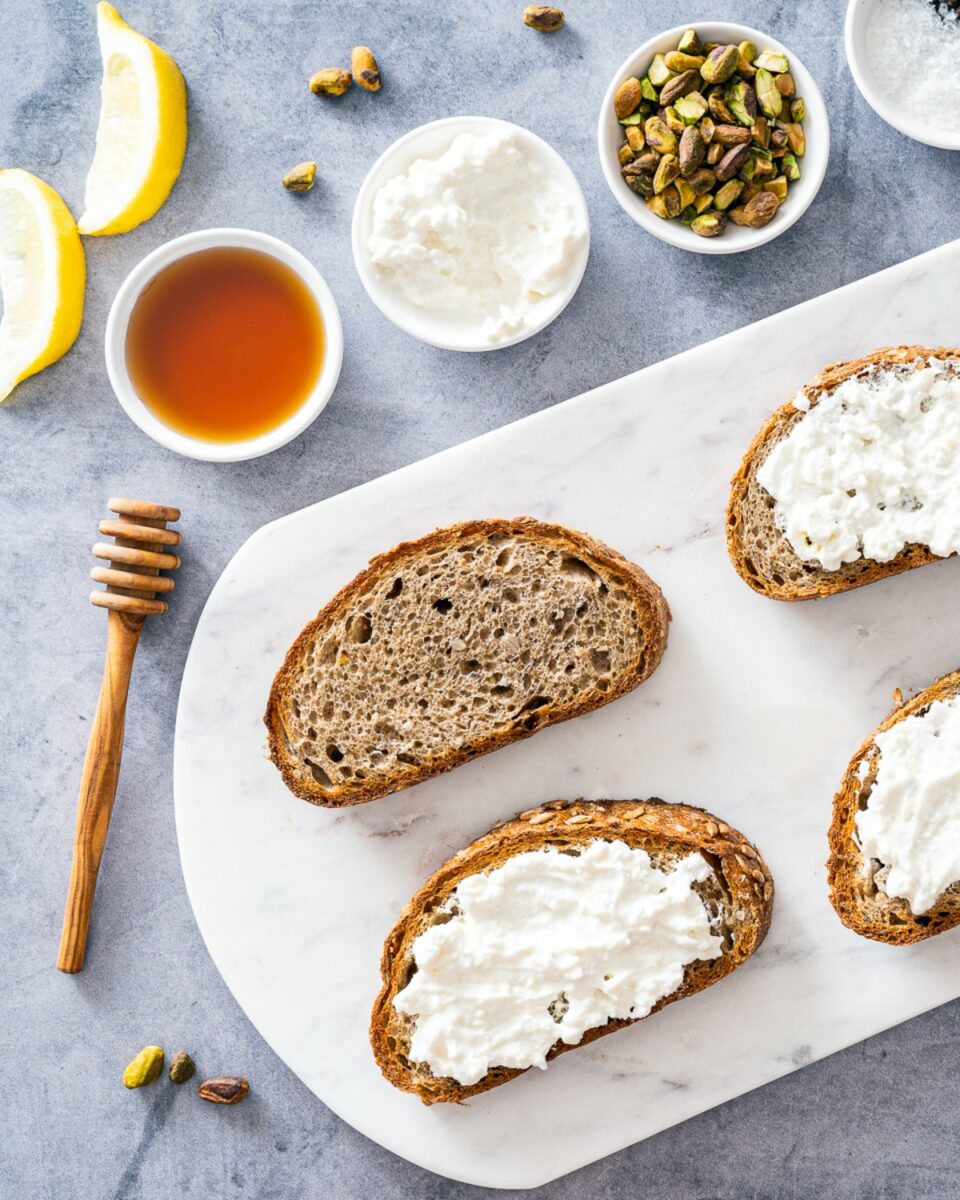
[175,240,960,1190]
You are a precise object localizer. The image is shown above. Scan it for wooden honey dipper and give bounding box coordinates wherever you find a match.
[57,498,181,973]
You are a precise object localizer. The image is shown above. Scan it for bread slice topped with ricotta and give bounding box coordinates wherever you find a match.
[828,669,960,945]
[727,346,960,600]
[265,518,670,807]
[370,799,773,1103]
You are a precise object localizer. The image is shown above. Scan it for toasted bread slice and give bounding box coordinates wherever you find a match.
[265,518,670,807]
[727,346,960,601]
[827,670,960,945]
[371,799,773,1103]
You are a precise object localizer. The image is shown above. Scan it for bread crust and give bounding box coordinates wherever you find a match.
[827,669,960,945]
[265,518,670,807]
[371,799,773,1103]
[727,346,960,601]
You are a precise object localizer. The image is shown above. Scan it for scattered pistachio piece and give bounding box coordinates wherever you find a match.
[309,68,352,96]
[351,46,381,91]
[282,161,317,193]
[169,1052,196,1084]
[198,1076,250,1105]
[522,5,565,31]
[123,1046,164,1090]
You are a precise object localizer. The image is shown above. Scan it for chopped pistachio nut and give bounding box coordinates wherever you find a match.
[775,71,796,97]
[790,96,806,123]
[782,152,801,181]
[677,28,702,54]
[691,211,727,237]
[282,161,317,193]
[640,76,659,102]
[665,50,705,72]
[764,176,788,202]
[309,68,352,96]
[648,53,675,88]
[754,50,789,73]
[522,5,565,31]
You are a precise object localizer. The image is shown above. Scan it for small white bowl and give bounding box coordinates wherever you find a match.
[351,115,590,352]
[845,0,960,151]
[598,23,830,254]
[105,228,344,462]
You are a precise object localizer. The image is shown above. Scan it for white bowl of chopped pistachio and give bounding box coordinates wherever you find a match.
[598,22,829,253]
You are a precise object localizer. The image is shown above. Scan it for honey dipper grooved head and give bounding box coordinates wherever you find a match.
[89,498,181,616]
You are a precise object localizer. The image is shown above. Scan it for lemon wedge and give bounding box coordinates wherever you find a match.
[78,2,187,236]
[0,169,86,403]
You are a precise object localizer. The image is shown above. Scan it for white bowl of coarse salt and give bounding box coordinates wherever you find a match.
[351,116,590,352]
[846,0,960,150]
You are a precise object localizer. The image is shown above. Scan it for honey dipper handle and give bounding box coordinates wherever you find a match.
[57,610,144,973]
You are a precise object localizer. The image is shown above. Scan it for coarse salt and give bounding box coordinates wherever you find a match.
[864,0,960,135]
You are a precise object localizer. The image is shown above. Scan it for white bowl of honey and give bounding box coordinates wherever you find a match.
[105,228,343,461]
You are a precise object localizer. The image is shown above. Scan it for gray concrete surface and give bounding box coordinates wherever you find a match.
[3,2,960,1197]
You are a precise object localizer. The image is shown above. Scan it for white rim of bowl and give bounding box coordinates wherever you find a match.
[597,22,830,254]
[351,115,591,352]
[844,0,960,152]
[104,228,344,462]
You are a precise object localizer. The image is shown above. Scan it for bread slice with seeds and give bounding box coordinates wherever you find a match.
[371,799,773,1103]
[727,346,960,601]
[827,669,960,945]
[265,518,669,807]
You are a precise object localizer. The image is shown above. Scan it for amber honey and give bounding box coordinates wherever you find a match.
[125,247,325,443]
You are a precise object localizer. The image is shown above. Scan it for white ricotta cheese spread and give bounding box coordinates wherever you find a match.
[755,361,960,571]
[856,695,960,914]
[366,128,587,344]
[394,840,722,1086]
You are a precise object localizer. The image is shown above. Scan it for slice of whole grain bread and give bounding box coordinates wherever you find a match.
[371,798,773,1104]
[827,669,960,945]
[265,518,670,807]
[727,346,960,601]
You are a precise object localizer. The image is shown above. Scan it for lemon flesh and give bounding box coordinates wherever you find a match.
[78,2,187,236]
[0,169,86,403]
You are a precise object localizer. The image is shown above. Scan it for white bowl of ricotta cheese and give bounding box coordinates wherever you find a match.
[351,116,590,352]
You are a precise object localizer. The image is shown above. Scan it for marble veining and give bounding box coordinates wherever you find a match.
[175,242,960,1189]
